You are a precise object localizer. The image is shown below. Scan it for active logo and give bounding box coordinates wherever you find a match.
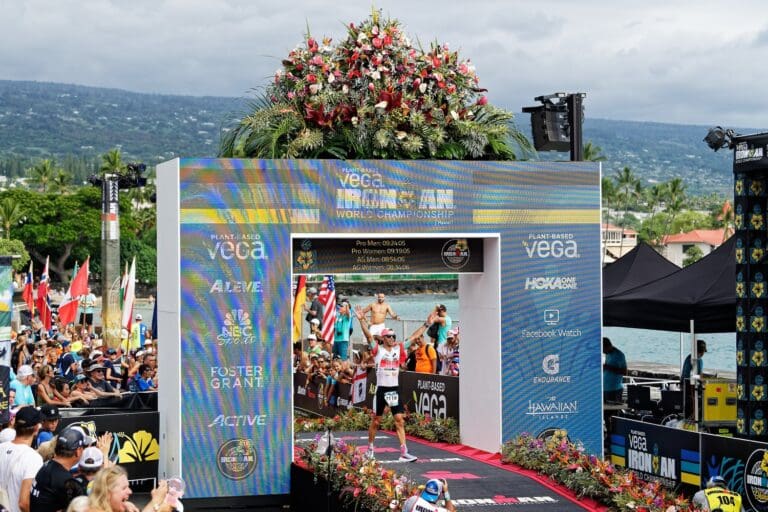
[525,276,577,291]
[441,239,470,270]
[208,414,267,428]
[217,438,257,480]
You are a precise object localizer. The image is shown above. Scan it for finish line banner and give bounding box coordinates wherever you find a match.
[158,158,601,499]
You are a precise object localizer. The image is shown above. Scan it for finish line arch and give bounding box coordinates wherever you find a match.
[156,158,602,503]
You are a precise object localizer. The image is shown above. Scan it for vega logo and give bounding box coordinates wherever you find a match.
[207,234,268,261]
[522,234,579,259]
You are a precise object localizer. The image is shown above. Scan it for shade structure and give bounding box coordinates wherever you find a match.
[604,236,736,333]
[603,243,679,299]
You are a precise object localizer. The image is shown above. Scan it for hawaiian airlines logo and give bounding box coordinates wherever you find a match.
[525,276,577,290]
[523,233,579,259]
[207,233,268,260]
[217,310,256,346]
[526,396,578,419]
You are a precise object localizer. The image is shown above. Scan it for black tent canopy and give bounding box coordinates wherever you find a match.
[603,236,736,333]
[603,243,679,299]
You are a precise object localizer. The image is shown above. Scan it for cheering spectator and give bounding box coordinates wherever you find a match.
[0,406,44,512]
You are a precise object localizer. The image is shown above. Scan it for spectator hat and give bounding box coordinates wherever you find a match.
[79,446,104,470]
[86,364,106,373]
[73,374,87,383]
[380,328,396,337]
[57,428,86,450]
[448,328,459,338]
[14,406,42,427]
[0,427,15,443]
[61,339,70,347]
[52,325,58,331]
[135,314,143,320]
[421,479,444,503]
[17,364,34,377]
[91,350,104,359]
[64,425,96,446]
[308,287,318,295]
[310,318,320,325]
[307,334,317,341]
[106,348,117,355]
[40,404,61,421]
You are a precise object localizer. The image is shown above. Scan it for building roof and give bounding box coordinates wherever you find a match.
[602,223,637,235]
[662,228,731,246]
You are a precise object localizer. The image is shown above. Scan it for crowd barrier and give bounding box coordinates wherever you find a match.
[294,369,459,423]
[58,404,159,492]
[610,417,768,511]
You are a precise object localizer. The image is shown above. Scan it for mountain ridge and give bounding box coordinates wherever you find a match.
[1,79,759,195]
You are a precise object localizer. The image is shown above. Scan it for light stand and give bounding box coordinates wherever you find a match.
[522,92,586,161]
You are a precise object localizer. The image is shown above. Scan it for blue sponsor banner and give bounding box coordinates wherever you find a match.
[702,431,768,512]
[612,417,701,490]
[175,158,601,497]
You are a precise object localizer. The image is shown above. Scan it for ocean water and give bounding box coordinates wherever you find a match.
[361,294,737,373]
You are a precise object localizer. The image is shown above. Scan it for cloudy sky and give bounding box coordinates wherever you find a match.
[2,0,767,129]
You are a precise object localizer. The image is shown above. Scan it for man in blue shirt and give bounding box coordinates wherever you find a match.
[11,364,36,406]
[135,364,156,391]
[333,301,352,360]
[603,337,627,403]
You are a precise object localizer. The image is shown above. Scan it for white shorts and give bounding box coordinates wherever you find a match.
[369,323,386,336]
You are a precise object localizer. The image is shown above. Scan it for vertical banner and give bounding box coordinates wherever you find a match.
[0,256,12,425]
[734,133,768,441]
[166,158,601,499]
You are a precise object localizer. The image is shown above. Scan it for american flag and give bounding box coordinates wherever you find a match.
[318,275,336,344]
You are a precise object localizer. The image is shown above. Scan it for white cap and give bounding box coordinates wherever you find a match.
[0,427,15,443]
[310,318,320,325]
[308,334,317,341]
[17,365,34,377]
[135,314,143,320]
[79,446,104,470]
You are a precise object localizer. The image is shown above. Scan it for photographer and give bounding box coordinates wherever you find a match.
[403,479,456,512]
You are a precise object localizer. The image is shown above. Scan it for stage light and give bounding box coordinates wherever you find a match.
[522,92,586,160]
[704,126,735,152]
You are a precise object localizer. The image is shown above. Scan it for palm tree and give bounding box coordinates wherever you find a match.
[601,177,617,266]
[49,170,72,194]
[100,148,126,175]
[0,197,25,239]
[660,178,687,245]
[644,184,666,247]
[27,159,57,192]
[613,167,642,257]
[583,141,607,162]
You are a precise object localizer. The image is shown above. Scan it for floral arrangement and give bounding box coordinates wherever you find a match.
[295,407,460,444]
[220,9,532,160]
[501,433,698,511]
[298,436,418,512]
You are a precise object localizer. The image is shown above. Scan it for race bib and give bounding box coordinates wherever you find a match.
[384,391,399,407]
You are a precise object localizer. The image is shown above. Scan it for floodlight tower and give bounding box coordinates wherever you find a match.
[88,163,147,347]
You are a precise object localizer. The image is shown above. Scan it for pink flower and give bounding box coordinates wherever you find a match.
[476,95,488,106]
[311,55,324,66]
[307,74,317,83]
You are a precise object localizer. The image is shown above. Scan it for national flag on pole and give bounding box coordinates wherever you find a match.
[121,257,136,331]
[37,256,52,331]
[58,257,89,326]
[22,260,34,315]
[318,275,336,344]
[292,275,307,342]
[119,262,128,310]
[352,366,367,404]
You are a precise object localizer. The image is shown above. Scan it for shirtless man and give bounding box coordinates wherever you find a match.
[362,293,400,337]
